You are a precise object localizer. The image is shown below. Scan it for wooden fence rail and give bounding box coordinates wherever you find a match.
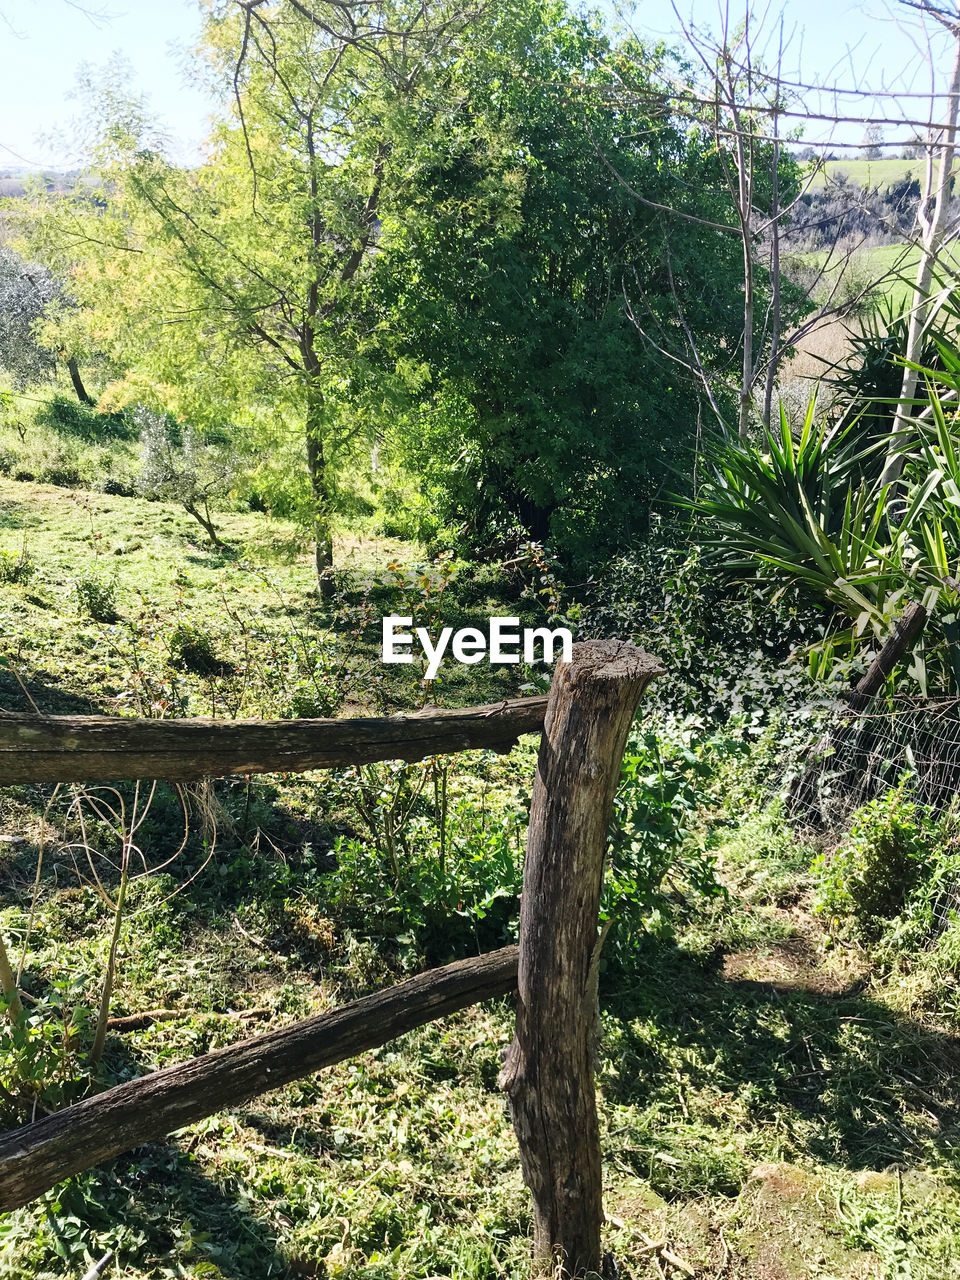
[0,947,518,1212]
[0,640,662,1278]
[0,696,547,785]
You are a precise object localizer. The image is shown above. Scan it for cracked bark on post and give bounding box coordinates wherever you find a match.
[499,639,664,1278]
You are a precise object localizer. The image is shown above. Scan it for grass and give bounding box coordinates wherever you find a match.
[0,474,543,720]
[805,157,925,192]
[5,471,960,1276]
[796,238,960,314]
[8,763,960,1277]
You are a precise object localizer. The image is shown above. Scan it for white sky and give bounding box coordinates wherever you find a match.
[0,0,955,169]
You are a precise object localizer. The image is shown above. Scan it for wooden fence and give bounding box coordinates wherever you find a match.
[0,639,663,1279]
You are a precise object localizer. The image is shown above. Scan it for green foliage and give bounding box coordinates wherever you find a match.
[314,754,530,964]
[136,407,233,548]
[812,783,933,936]
[581,518,828,727]
[692,387,960,692]
[9,458,960,1274]
[0,543,33,584]
[695,400,893,622]
[0,975,93,1117]
[285,678,340,719]
[73,572,119,623]
[37,395,131,443]
[378,9,784,561]
[0,248,59,389]
[825,303,947,451]
[0,400,138,494]
[604,725,722,965]
[690,302,960,701]
[166,622,222,675]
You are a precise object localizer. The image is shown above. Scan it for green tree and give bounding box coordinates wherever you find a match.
[371,4,778,559]
[26,5,479,592]
[26,0,781,569]
[0,248,92,403]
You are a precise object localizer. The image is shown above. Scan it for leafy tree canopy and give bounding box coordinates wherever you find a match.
[21,0,799,566]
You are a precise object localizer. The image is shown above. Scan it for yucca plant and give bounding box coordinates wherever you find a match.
[692,268,960,694]
[693,396,947,690]
[822,301,948,459]
[695,401,898,627]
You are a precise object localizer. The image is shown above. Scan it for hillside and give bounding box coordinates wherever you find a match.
[795,238,960,312]
[805,156,926,191]
[6,1,960,1273]
[3,473,960,1276]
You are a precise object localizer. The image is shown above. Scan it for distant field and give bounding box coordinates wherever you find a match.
[800,239,960,312]
[805,156,924,191]
[861,241,958,311]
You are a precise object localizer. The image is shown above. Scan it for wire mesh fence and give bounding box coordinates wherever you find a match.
[785,694,960,831]
[783,692,960,937]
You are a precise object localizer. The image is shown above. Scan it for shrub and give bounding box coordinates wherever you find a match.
[0,545,33,584]
[74,573,119,623]
[167,622,223,675]
[604,724,722,965]
[37,395,132,443]
[315,754,530,964]
[581,517,826,729]
[813,782,933,936]
[136,406,234,549]
[286,682,340,719]
[38,459,82,488]
[98,477,135,498]
[0,971,94,1117]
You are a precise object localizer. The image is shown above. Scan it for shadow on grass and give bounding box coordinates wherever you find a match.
[184,545,241,566]
[0,505,38,531]
[602,940,960,1180]
[0,669,108,716]
[51,1142,295,1279]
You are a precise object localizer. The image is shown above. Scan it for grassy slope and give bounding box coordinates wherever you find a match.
[794,158,957,314]
[805,157,924,192]
[0,476,528,719]
[795,239,960,314]
[3,478,960,1277]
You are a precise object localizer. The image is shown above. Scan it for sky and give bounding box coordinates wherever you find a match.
[1,0,210,170]
[0,0,955,170]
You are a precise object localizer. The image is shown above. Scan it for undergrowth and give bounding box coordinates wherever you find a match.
[4,478,960,1276]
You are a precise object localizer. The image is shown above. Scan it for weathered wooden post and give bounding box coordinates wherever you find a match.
[500,639,663,1278]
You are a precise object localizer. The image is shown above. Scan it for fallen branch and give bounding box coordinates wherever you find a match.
[0,697,547,785]
[0,945,518,1211]
[637,1232,696,1277]
[105,1007,273,1031]
[105,1010,180,1033]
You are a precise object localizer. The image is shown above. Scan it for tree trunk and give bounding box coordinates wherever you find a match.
[739,237,756,441]
[846,600,929,711]
[306,392,335,600]
[183,501,225,551]
[66,356,94,407]
[0,946,518,1212]
[762,59,784,430]
[882,20,960,488]
[0,695,548,785]
[499,640,663,1278]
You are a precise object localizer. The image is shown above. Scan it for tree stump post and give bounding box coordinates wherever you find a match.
[499,640,663,1278]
